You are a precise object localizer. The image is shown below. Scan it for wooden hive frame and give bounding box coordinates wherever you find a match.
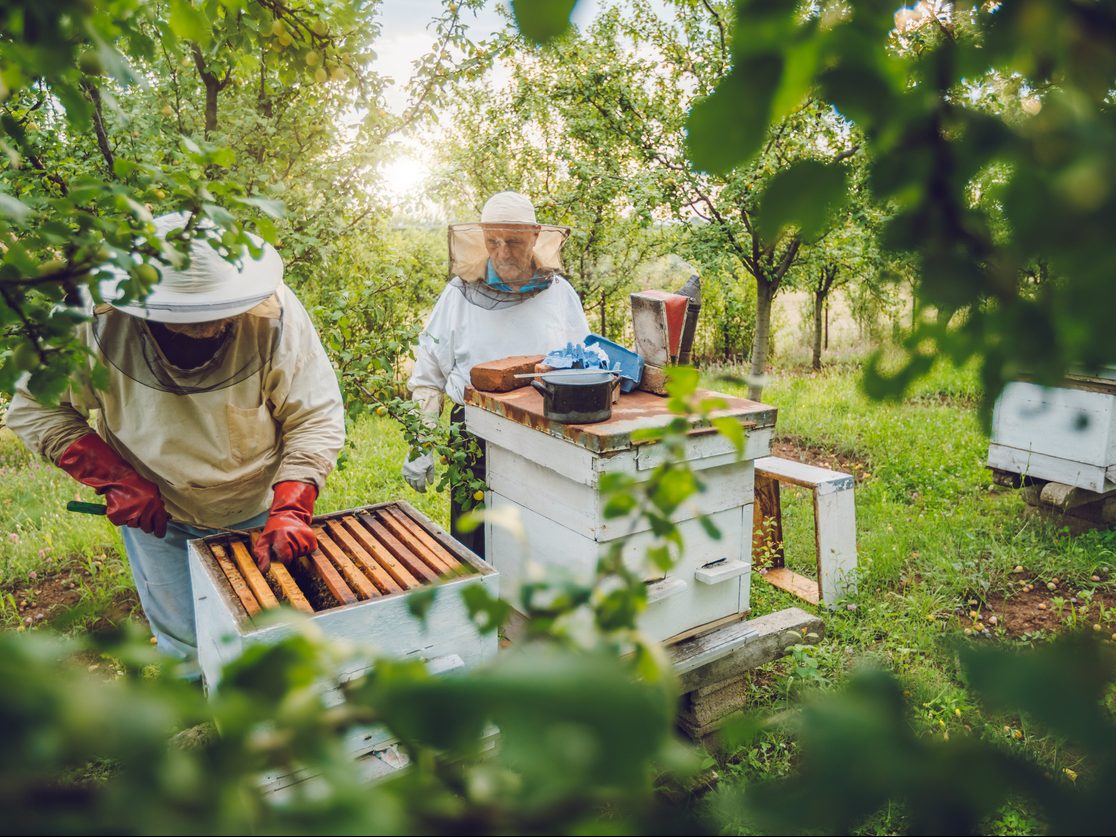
[189,501,499,694]
[196,502,481,620]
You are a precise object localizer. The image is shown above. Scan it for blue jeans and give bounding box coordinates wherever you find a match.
[120,512,268,678]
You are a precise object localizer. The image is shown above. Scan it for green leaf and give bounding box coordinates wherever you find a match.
[603,493,638,519]
[665,365,699,399]
[511,0,578,46]
[235,195,286,218]
[758,160,849,242]
[685,56,782,175]
[647,545,672,573]
[460,585,511,635]
[169,0,211,45]
[405,586,438,628]
[712,416,745,454]
[0,192,31,222]
[697,514,722,540]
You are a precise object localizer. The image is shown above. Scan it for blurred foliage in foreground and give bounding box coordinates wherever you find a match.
[3,620,1115,834]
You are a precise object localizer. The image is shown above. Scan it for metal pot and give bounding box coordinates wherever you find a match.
[531,371,615,423]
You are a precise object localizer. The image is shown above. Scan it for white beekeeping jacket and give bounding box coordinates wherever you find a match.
[408,275,590,406]
[4,284,345,528]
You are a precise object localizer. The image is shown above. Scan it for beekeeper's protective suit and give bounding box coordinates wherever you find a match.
[404,192,589,555]
[5,212,345,675]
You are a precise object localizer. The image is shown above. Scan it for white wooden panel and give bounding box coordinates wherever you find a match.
[991,382,1116,467]
[188,534,500,694]
[988,443,1112,493]
[814,488,858,606]
[488,494,751,643]
[646,576,688,603]
[465,405,601,486]
[636,426,773,470]
[486,444,754,541]
[755,456,855,493]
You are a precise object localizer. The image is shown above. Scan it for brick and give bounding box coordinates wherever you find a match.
[469,355,546,392]
[638,363,669,396]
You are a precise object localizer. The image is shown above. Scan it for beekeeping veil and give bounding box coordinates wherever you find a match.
[93,211,284,395]
[447,191,570,310]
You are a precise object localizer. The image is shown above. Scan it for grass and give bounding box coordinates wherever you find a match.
[1,355,1112,833]
[709,357,1116,834]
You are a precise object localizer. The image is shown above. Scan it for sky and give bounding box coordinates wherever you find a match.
[370,1,606,205]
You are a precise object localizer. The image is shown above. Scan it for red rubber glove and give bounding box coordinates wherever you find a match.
[253,481,318,572]
[57,433,169,538]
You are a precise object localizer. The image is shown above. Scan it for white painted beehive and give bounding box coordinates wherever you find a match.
[465,386,776,643]
[187,501,499,694]
[989,379,1116,493]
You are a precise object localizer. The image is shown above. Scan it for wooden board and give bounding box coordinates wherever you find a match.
[313,527,379,600]
[760,567,820,605]
[269,563,314,614]
[814,487,858,604]
[360,515,439,584]
[303,548,357,606]
[752,472,784,567]
[325,519,405,595]
[755,456,855,493]
[341,516,422,589]
[210,542,261,617]
[378,510,455,575]
[228,541,280,609]
[387,507,463,572]
[464,386,776,455]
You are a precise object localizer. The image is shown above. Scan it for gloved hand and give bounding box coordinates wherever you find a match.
[57,433,169,537]
[402,452,436,493]
[253,480,318,573]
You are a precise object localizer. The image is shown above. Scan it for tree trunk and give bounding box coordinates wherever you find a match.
[600,289,606,337]
[82,81,115,178]
[812,289,825,371]
[203,76,219,137]
[824,299,829,350]
[749,278,776,401]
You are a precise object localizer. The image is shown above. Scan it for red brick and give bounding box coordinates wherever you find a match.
[469,355,547,392]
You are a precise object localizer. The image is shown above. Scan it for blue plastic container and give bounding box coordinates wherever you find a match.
[585,333,644,393]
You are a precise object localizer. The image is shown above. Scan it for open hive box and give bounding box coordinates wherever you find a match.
[188,501,499,693]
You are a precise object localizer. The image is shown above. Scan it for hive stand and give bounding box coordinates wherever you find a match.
[669,607,823,742]
[751,456,858,608]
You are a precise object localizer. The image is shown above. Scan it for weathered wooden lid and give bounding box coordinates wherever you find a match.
[464,385,777,454]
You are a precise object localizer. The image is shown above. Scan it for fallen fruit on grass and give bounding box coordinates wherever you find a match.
[1037,602,1047,610]
[1047,581,1057,590]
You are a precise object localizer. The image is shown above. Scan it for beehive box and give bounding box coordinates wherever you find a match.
[464,386,776,643]
[989,379,1116,493]
[187,501,499,693]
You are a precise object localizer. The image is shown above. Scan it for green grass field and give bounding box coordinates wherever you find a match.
[1,358,1111,833]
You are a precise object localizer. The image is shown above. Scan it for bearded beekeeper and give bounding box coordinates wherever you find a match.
[5,211,345,674]
[403,191,589,557]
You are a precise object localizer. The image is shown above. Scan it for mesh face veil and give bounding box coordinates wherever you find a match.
[92,301,282,395]
[446,221,570,310]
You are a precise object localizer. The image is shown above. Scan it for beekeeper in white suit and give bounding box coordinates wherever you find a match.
[403,191,589,557]
[5,211,345,677]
